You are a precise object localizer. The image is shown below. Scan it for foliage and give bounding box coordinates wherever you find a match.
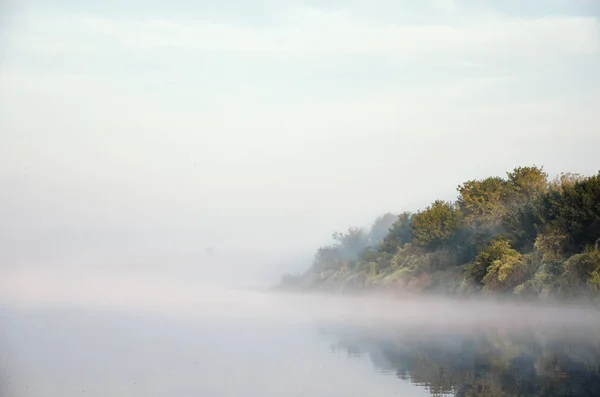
[500,165,548,251]
[465,238,518,288]
[282,166,600,302]
[378,212,413,254]
[548,172,585,193]
[501,200,542,252]
[538,172,600,254]
[557,246,600,298]
[457,176,507,228]
[411,201,463,249]
[332,227,370,259]
[504,165,548,206]
[481,248,528,293]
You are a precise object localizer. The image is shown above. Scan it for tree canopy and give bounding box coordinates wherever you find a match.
[278,166,600,303]
[411,200,463,249]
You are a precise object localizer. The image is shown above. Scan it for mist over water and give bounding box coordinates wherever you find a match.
[2,286,599,397]
[2,0,600,395]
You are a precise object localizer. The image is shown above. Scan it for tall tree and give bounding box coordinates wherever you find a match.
[502,166,549,250]
[457,176,507,228]
[539,172,600,254]
[504,165,548,206]
[412,201,463,250]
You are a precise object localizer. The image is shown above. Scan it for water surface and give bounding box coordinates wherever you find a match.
[1,290,599,397]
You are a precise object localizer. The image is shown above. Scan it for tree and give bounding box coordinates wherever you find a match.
[501,166,549,251]
[482,250,527,293]
[538,172,600,254]
[280,165,600,301]
[502,201,542,252]
[312,245,342,272]
[378,212,413,254]
[504,165,548,206]
[457,176,507,228]
[411,201,463,249]
[332,227,370,260]
[557,246,600,298]
[548,172,585,193]
[563,247,600,283]
[368,213,399,246]
[467,238,522,289]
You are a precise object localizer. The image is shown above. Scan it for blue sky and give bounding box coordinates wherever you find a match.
[0,0,599,286]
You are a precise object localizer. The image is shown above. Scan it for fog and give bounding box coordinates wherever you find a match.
[2,287,600,396]
[1,1,600,395]
[1,0,600,290]
[2,273,599,331]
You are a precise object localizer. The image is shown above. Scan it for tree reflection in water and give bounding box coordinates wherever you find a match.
[318,324,600,397]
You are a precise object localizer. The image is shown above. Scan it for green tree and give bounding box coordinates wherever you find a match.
[411,201,463,249]
[466,238,523,289]
[281,166,600,301]
[538,172,600,254]
[482,250,528,293]
[501,166,549,251]
[378,212,413,254]
[557,246,600,299]
[504,165,548,205]
[457,176,507,228]
[502,201,542,252]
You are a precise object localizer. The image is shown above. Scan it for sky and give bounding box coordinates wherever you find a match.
[0,0,599,287]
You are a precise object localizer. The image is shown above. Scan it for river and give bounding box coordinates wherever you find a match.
[1,288,599,397]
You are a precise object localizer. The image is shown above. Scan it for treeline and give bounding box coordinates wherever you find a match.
[278,166,600,302]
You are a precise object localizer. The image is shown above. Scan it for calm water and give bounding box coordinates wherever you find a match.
[1,291,599,397]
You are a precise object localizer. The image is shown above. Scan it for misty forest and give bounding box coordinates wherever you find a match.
[279,166,600,302]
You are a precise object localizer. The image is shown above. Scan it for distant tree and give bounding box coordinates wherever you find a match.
[312,245,342,272]
[279,273,305,289]
[332,227,370,260]
[368,213,399,246]
[378,212,413,254]
[411,201,463,250]
[548,172,585,193]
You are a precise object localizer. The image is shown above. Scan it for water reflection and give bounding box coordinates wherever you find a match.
[318,324,600,397]
[2,293,600,397]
